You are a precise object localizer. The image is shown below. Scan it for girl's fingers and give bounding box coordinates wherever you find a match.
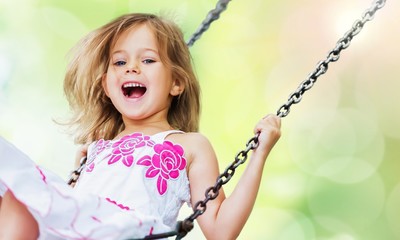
[255,114,281,134]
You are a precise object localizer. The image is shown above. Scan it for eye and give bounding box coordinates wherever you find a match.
[113,60,126,66]
[142,59,156,64]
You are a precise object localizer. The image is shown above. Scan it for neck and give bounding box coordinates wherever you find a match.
[117,118,174,139]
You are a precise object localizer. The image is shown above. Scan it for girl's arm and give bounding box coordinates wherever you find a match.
[187,114,281,240]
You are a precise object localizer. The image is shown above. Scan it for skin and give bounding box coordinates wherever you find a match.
[0,191,38,239]
[101,24,282,240]
[177,115,281,240]
[0,24,281,240]
[102,24,183,138]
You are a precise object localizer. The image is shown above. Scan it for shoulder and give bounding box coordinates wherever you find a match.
[167,132,213,154]
[168,132,222,210]
[172,132,210,144]
[167,132,216,167]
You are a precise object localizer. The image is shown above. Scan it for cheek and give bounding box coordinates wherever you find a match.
[102,74,113,97]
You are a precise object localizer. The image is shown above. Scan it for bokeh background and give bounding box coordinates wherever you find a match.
[0,0,399,239]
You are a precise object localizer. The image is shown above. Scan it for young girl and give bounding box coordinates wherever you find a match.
[0,13,281,239]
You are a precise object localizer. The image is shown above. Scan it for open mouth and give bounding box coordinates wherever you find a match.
[122,82,147,98]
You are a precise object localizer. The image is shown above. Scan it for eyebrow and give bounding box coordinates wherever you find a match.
[111,48,159,56]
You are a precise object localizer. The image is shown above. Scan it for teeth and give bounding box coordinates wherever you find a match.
[123,83,145,88]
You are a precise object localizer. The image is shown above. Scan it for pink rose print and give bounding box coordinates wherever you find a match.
[109,133,154,167]
[86,139,110,172]
[86,162,95,172]
[137,141,186,195]
[96,139,110,154]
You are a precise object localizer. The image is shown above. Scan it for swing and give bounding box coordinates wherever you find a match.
[68,0,386,239]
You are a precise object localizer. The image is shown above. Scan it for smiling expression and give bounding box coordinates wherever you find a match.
[102,24,182,126]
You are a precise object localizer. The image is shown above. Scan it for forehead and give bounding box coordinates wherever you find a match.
[112,24,159,51]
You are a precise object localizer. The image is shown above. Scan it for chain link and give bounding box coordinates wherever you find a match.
[182,135,259,224]
[67,157,87,185]
[276,0,386,118]
[67,0,386,239]
[186,0,232,47]
[182,0,386,236]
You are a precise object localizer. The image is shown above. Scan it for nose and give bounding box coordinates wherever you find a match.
[125,65,140,74]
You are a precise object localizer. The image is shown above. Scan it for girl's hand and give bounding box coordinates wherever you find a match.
[253,114,281,158]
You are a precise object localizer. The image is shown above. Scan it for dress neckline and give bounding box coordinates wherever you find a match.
[102,129,184,143]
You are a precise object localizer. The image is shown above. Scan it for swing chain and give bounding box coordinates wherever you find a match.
[67,0,386,239]
[67,0,233,187]
[182,0,386,236]
[67,156,87,185]
[181,135,259,225]
[276,0,386,118]
[129,135,258,240]
[186,0,232,47]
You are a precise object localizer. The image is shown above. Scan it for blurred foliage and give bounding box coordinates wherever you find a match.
[0,0,399,239]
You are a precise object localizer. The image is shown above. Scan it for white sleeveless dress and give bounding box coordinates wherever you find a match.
[0,130,191,239]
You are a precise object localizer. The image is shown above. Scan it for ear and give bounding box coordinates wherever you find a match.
[102,74,110,97]
[170,79,184,96]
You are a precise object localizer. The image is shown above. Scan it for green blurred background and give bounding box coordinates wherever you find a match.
[0,0,399,239]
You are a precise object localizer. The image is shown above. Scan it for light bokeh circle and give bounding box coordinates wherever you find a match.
[307,173,385,232]
[242,207,315,240]
[288,107,384,183]
[386,182,400,238]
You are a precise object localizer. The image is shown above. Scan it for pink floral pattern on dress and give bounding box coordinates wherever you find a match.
[86,162,95,172]
[36,166,47,183]
[91,216,101,223]
[108,133,155,167]
[86,139,110,172]
[105,197,131,210]
[137,141,186,195]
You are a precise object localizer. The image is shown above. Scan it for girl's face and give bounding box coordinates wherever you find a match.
[103,24,182,125]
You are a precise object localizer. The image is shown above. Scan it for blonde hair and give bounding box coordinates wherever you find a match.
[63,13,200,144]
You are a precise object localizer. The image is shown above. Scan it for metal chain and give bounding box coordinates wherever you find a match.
[173,0,386,238]
[186,0,232,47]
[67,0,233,188]
[67,156,87,185]
[126,136,260,240]
[276,0,386,118]
[67,0,386,239]
[179,1,387,233]
[185,136,259,222]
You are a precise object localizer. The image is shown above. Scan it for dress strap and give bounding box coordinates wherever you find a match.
[152,130,184,141]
